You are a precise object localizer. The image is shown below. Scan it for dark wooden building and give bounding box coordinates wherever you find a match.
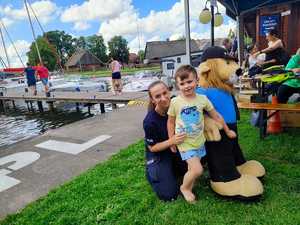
[65,48,103,71]
[242,1,300,55]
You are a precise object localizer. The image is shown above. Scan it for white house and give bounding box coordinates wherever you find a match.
[144,39,223,81]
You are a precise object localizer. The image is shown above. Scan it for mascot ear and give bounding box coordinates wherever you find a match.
[199,62,210,78]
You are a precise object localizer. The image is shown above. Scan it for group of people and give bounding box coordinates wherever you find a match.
[24,63,50,97]
[143,63,237,203]
[143,30,300,203]
[245,29,300,103]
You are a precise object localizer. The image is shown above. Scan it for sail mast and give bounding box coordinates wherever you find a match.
[24,0,42,65]
[0,26,10,67]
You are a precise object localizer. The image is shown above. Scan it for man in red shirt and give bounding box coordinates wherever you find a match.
[35,63,50,97]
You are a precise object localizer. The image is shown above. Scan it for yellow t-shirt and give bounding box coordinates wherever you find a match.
[167,94,214,152]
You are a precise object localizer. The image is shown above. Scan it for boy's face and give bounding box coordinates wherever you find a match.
[176,72,197,97]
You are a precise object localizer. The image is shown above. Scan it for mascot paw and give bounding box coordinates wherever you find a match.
[204,115,222,141]
[210,174,263,200]
[237,160,266,178]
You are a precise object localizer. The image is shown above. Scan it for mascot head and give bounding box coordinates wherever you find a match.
[198,46,242,94]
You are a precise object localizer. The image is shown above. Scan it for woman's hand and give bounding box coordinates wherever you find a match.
[170,145,177,153]
[170,133,186,145]
[291,68,300,73]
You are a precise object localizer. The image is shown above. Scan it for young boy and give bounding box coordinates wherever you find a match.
[167,65,236,203]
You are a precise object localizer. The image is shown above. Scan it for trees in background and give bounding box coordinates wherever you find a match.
[108,36,129,64]
[86,35,108,63]
[27,37,57,70]
[27,31,132,70]
[45,30,77,66]
[138,50,145,62]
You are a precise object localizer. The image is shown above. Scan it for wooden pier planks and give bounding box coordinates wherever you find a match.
[0,91,148,104]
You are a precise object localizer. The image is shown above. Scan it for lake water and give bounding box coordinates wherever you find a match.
[0,75,120,148]
[0,100,115,148]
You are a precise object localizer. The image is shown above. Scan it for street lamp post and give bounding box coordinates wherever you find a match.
[184,0,191,65]
[199,0,223,46]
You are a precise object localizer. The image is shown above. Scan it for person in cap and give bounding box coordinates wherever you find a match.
[196,46,265,200]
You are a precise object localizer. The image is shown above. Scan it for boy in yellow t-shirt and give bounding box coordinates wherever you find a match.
[167,65,236,203]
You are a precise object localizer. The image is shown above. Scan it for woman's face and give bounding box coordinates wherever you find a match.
[252,45,258,53]
[266,33,275,42]
[150,83,170,111]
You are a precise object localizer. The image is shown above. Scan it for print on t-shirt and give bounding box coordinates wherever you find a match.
[177,106,203,137]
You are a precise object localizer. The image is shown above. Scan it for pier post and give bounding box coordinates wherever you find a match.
[29,101,34,112]
[87,104,92,115]
[76,103,80,112]
[0,100,4,111]
[12,100,16,109]
[37,101,44,113]
[100,103,105,114]
[25,100,30,111]
[47,101,54,112]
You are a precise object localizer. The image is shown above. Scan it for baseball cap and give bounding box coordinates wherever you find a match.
[200,46,238,63]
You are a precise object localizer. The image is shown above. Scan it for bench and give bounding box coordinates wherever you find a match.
[238,102,300,139]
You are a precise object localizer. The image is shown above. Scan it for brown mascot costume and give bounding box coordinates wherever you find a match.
[197,46,265,200]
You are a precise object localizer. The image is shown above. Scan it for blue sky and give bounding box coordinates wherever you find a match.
[0,0,235,67]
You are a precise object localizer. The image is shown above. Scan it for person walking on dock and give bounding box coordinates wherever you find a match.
[23,63,37,95]
[110,57,122,95]
[35,63,50,97]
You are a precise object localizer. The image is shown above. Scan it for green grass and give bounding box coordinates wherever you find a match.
[1,110,300,225]
[67,66,161,77]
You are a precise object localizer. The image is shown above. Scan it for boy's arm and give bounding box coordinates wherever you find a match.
[207,109,236,139]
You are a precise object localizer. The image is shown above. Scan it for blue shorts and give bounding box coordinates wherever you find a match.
[112,72,121,79]
[179,145,206,161]
[41,78,48,85]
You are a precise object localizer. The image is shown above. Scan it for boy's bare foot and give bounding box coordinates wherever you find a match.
[180,186,196,203]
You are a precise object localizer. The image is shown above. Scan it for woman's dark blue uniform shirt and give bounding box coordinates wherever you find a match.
[143,109,171,160]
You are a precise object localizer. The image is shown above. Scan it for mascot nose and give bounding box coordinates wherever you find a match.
[235,68,243,76]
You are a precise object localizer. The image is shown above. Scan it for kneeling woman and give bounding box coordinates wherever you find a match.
[143,81,187,201]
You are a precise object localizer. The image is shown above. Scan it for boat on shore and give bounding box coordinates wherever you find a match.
[122,70,160,92]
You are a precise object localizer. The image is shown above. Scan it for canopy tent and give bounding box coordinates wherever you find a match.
[218,0,300,18]
[215,0,300,64]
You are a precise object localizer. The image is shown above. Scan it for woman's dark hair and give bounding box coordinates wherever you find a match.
[147,80,168,111]
[246,43,256,53]
[267,29,278,37]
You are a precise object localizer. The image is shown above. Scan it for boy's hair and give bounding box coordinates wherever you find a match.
[175,65,197,82]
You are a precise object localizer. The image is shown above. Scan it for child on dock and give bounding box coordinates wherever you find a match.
[167,65,236,203]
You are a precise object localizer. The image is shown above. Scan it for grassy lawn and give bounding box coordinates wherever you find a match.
[67,66,161,77]
[1,110,300,225]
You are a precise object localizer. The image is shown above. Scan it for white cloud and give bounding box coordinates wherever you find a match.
[1,1,59,25]
[73,21,91,31]
[60,0,133,31]
[0,17,14,28]
[128,35,146,54]
[96,0,235,53]
[0,40,30,68]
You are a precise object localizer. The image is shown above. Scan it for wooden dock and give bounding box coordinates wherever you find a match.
[0,91,148,113]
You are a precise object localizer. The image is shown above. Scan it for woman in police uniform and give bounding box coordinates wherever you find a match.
[143,80,187,201]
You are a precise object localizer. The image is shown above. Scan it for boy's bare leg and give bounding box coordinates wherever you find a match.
[180,157,203,203]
